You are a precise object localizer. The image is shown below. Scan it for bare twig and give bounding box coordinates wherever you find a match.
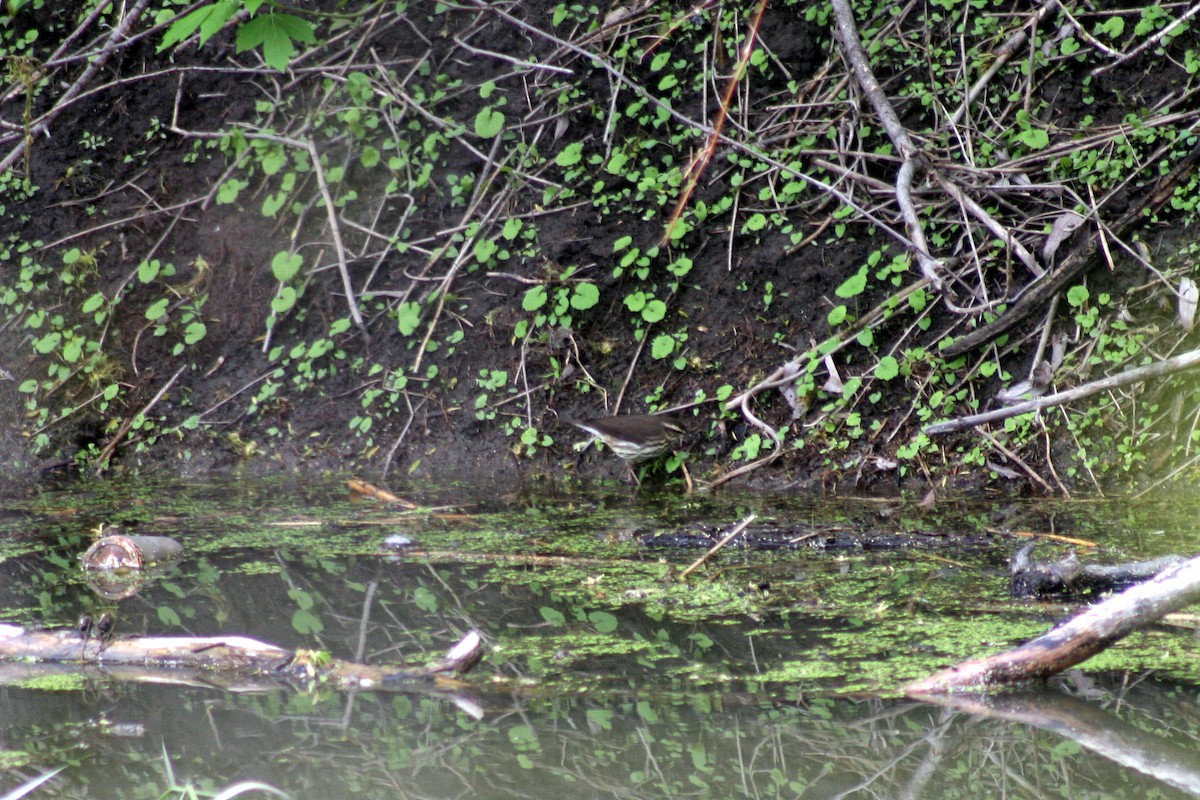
[941,135,1200,356]
[94,365,187,473]
[926,346,1200,435]
[679,514,757,580]
[1093,3,1200,76]
[0,0,153,174]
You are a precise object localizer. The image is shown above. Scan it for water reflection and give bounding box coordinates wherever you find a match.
[0,476,1195,798]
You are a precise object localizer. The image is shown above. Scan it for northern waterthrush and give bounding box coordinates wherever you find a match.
[567,414,685,476]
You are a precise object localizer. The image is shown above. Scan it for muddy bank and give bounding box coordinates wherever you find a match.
[4,1,1200,494]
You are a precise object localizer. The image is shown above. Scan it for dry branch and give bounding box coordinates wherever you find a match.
[942,136,1200,356]
[925,345,1200,435]
[905,554,1200,694]
[0,623,484,690]
[0,0,152,174]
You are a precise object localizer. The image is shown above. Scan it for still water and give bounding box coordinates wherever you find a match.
[0,474,1198,799]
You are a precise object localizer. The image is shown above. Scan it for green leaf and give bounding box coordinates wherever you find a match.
[261,191,287,218]
[473,237,498,264]
[271,286,296,314]
[1095,16,1125,38]
[184,321,207,344]
[474,106,505,139]
[522,285,548,311]
[1016,127,1049,149]
[875,356,900,380]
[1067,285,1090,307]
[145,297,170,321]
[668,256,693,277]
[651,334,675,359]
[835,267,868,298]
[259,145,286,175]
[570,282,599,310]
[215,178,246,204]
[138,260,161,284]
[271,250,303,282]
[236,12,316,72]
[62,338,82,363]
[396,301,421,335]
[555,142,583,167]
[827,305,848,325]
[81,292,106,314]
[642,300,666,323]
[158,0,239,51]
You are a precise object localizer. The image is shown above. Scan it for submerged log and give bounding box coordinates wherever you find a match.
[0,623,483,690]
[82,534,184,571]
[1010,542,1186,598]
[905,554,1200,694]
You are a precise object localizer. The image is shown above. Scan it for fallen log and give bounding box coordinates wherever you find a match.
[905,554,1200,694]
[0,623,483,691]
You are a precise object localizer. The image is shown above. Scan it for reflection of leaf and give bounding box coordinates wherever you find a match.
[589,610,618,633]
[586,708,613,730]
[539,607,565,625]
[292,608,324,635]
[288,587,314,609]
[507,724,539,747]
[157,606,182,626]
[413,586,438,613]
